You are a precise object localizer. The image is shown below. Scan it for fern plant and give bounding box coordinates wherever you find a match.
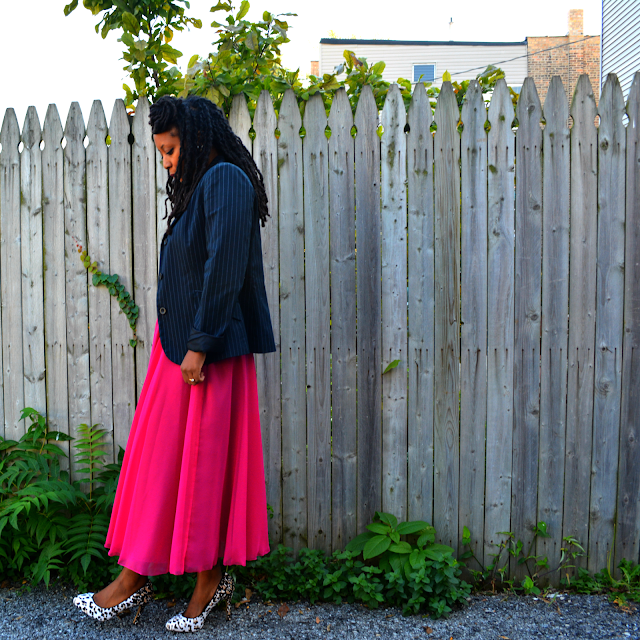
[0,408,123,588]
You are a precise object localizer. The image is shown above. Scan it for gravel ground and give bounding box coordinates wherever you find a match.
[1,582,638,640]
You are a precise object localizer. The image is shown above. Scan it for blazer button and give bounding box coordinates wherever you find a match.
[159,307,167,315]
[159,273,164,280]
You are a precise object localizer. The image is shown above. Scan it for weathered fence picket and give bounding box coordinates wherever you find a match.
[381,84,408,522]
[21,107,46,419]
[1,71,639,578]
[564,74,598,572]
[459,80,487,569]
[42,104,70,465]
[1,109,24,440]
[251,90,282,545]
[109,100,136,460]
[538,76,570,579]
[406,82,435,526]
[590,73,626,573]
[64,103,91,478]
[354,85,382,531]
[277,89,307,553]
[328,87,357,549]
[616,72,640,567]
[433,82,460,553]
[86,100,114,462]
[512,78,542,580]
[303,93,331,552]
[484,78,515,569]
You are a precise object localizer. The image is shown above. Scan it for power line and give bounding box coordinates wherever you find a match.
[431,34,599,83]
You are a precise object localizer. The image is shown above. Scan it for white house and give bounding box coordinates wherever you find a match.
[318,38,528,90]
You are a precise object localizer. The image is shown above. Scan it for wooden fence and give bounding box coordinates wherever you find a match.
[1,72,639,580]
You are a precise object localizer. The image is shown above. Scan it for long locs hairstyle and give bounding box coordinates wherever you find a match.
[149,95,269,239]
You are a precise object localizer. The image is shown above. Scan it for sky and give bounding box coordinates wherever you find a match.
[1,0,602,128]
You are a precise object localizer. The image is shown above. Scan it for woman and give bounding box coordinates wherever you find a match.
[73,95,276,633]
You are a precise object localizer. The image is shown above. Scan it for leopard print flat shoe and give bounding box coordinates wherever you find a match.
[165,572,235,632]
[73,580,154,624]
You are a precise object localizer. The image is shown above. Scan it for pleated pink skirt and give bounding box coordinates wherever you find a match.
[104,323,270,576]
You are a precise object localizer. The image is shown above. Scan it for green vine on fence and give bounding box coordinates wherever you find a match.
[74,239,139,348]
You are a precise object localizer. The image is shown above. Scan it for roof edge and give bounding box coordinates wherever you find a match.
[320,38,528,47]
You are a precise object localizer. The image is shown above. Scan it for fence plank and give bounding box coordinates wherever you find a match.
[21,108,46,418]
[433,82,460,552]
[381,84,408,521]
[590,73,626,572]
[460,80,487,567]
[253,90,282,544]
[42,105,70,465]
[484,79,515,568]
[407,82,435,525]
[512,78,542,579]
[0,109,24,440]
[303,93,331,551]
[355,85,382,529]
[616,72,640,568]
[538,77,570,582]
[86,100,113,461]
[132,97,157,396]
[278,89,307,552]
[328,87,357,548]
[229,94,252,152]
[564,74,597,572]
[64,102,90,480]
[109,100,136,458]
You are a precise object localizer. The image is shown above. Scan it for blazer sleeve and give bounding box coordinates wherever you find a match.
[186,163,254,355]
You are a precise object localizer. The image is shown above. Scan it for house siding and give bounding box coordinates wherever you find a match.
[602,0,640,99]
[319,40,528,89]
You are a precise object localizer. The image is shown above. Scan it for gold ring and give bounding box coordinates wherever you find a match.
[189,378,195,383]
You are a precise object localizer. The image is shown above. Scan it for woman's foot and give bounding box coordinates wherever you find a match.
[183,565,223,618]
[93,567,148,608]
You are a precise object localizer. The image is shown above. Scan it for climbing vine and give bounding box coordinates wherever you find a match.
[74,239,139,347]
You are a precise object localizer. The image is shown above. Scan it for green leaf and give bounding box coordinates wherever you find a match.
[160,44,182,64]
[120,32,135,48]
[236,0,250,20]
[366,522,390,535]
[417,527,436,548]
[371,61,385,75]
[345,531,374,554]
[389,541,413,554]
[63,0,78,16]
[121,11,140,36]
[245,30,258,51]
[376,512,398,528]
[396,521,430,535]
[383,359,401,374]
[363,535,391,560]
[129,339,137,348]
[443,70,452,82]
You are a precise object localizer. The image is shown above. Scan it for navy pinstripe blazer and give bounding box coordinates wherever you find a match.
[156,156,276,365]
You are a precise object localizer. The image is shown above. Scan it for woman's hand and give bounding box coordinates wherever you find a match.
[181,350,206,385]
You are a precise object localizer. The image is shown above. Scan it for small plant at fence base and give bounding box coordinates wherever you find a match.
[460,523,586,595]
[565,561,640,609]
[73,239,139,348]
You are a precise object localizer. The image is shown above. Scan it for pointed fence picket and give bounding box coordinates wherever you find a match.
[433,82,461,554]
[538,76,570,577]
[590,73,626,573]
[251,90,282,546]
[1,109,24,440]
[564,74,598,573]
[1,71,639,579]
[616,72,640,568]
[512,78,543,580]
[328,87,357,549]
[406,82,435,527]
[484,78,515,570]
[459,80,487,570]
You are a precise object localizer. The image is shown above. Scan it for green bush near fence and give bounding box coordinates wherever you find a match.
[1,408,637,617]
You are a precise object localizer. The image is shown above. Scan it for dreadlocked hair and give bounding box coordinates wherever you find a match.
[149,95,269,239]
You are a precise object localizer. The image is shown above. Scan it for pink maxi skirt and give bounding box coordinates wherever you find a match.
[105,323,270,576]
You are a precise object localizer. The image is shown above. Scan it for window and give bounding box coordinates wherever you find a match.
[413,64,436,83]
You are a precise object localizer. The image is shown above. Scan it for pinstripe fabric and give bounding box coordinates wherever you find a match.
[156,157,276,365]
